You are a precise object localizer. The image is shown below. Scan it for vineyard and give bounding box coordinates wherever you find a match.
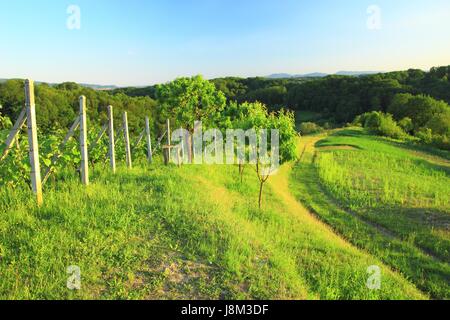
[0,80,168,204]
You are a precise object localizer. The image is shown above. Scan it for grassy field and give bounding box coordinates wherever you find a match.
[0,154,427,299]
[290,128,450,299]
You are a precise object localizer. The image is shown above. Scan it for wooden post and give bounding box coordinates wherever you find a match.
[0,108,27,162]
[166,119,171,163]
[79,96,89,185]
[163,146,170,165]
[145,117,152,163]
[123,112,132,168]
[24,80,43,206]
[107,106,116,173]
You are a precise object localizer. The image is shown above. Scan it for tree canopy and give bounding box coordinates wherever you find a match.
[156,75,227,131]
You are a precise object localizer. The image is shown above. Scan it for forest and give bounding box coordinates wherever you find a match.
[1,66,449,150]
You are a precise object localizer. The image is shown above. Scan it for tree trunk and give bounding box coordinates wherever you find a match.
[258,181,264,209]
[239,162,244,183]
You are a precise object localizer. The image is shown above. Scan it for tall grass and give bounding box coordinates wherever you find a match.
[290,131,450,299]
[317,151,449,210]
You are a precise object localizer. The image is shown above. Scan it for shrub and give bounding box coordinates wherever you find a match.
[362,111,382,129]
[299,122,324,135]
[357,111,406,139]
[351,115,363,127]
[431,134,450,150]
[378,116,405,139]
[398,117,414,134]
[416,128,433,144]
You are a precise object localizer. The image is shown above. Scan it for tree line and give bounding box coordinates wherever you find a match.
[108,65,450,126]
[1,65,449,151]
[0,80,157,134]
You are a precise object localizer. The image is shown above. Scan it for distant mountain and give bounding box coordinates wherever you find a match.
[267,71,380,79]
[301,72,329,78]
[335,71,380,76]
[267,73,295,79]
[77,83,119,90]
[267,72,328,79]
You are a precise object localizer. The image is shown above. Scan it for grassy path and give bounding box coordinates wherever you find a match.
[290,131,450,299]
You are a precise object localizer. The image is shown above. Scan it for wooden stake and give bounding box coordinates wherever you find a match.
[145,117,152,163]
[0,108,27,162]
[79,96,89,185]
[166,119,171,163]
[107,106,116,173]
[24,79,43,206]
[166,119,171,145]
[123,112,132,168]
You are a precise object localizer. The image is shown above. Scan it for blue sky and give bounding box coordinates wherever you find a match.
[1,0,449,86]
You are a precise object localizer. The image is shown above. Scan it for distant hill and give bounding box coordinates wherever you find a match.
[78,83,119,90]
[335,71,380,76]
[267,71,380,79]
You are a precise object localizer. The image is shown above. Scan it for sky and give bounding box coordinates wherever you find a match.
[0,0,449,86]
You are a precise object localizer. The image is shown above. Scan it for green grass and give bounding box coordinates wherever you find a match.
[290,129,450,299]
[0,156,426,299]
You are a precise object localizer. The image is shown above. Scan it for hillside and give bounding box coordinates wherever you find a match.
[0,135,434,299]
[291,128,449,299]
[0,75,448,300]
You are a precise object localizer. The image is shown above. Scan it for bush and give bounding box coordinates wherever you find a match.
[398,117,414,134]
[378,114,406,139]
[415,128,433,144]
[351,115,363,127]
[299,122,324,135]
[431,134,450,150]
[363,111,382,130]
[357,111,406,139]
[415,128,450,150]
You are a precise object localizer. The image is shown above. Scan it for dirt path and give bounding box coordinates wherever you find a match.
[267,135,367,251]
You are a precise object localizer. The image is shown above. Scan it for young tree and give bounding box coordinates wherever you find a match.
[255,109,297,208]
[221,101,268,183]
[156,75,226,161]
[226,102,297,208]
